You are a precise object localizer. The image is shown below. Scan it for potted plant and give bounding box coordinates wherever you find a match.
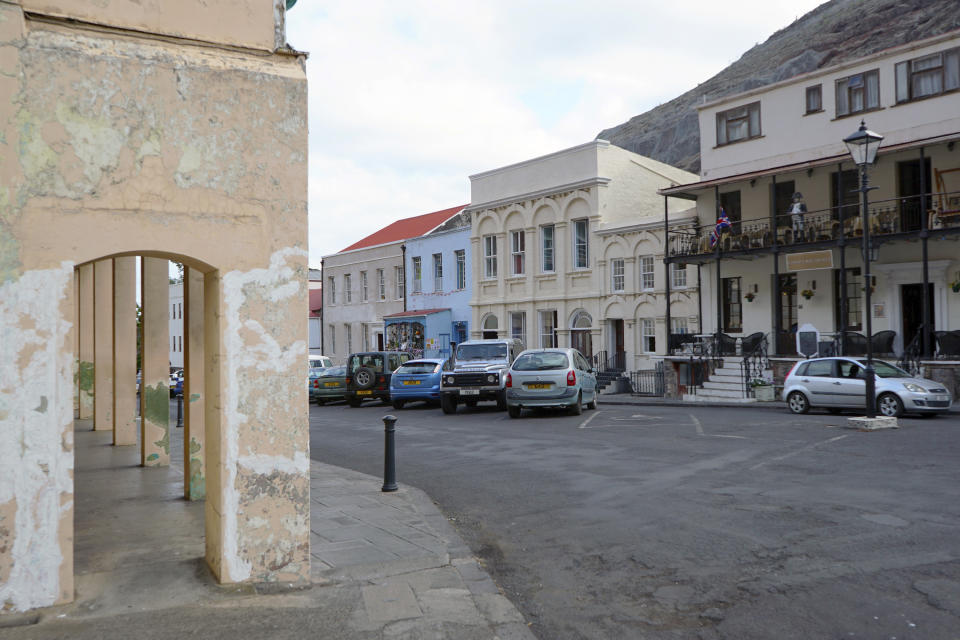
[750,377,775,401]
[744,292,756,302]
[801,288,814,300]
[951,277,960,293]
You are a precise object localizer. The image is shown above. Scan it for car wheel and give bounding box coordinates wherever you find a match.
[569,392,583,416]
[392,399,405,410]
[508,405,522,419]
[441,395,457,415]
[496,391,507,411]
[877,392,904,418]
[787,391,809,414]
[354,367,375,389]
[348,397,361,408]
[586,393,598,410]
[465,400,478,408]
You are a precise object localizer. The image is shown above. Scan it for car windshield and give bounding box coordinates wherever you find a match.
[858,360,910,378]
[512,352,569,371]
[321,366,345,377]
[397,361,439,375]
[309,367,325,377]
[457,344,507,361]
[348,354,384,372]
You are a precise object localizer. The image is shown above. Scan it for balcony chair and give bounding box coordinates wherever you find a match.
[870,330,896,358]
[842,331,867,356]
[740,331,765,355]
[936,330,960,358]
[717,332,738,356]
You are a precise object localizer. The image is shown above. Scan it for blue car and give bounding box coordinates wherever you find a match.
[389,358,445,409]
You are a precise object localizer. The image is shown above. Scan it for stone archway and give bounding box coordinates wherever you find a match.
[482,313,499,339]
[570,310,594,360]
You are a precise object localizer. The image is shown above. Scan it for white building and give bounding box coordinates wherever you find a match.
[321,205,467,364]
[660,29,960,397]
[467,140,697,372]
[308,268,322,355]
[169,282,183,370]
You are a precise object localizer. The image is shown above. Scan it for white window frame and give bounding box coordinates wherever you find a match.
[640,256,655,291]
[328,276,336,305]
[510,311,526,348]
[455,250,466,290]
[611,258,624,292]
[573,219,589,269]
[641,318,656,354]
[541,224,555,273]
[412,257,422,294]
[510,230,525,276]
[329,324,336,354]
[835,69,879,117]
[670,317,688,335]
[345,323,352,354]
[671,263,687,289]
[433,253,443,292]
[896,48,960,103]
[483,235,497,279]
[360,271,368,302]
[377,268,386,300]
[539,310,557,348]
[395,266,404,300]
[344,273,352,303]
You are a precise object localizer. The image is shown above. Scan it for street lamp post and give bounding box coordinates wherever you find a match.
[843,121,884,418]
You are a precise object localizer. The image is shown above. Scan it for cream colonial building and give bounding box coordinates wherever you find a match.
[467,140,697,371]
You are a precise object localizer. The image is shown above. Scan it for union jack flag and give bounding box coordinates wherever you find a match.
[709,208,732,247]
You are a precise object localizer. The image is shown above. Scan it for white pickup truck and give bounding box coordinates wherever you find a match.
[439,338,523,414]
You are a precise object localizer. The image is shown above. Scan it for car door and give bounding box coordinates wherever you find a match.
[797,359,838,406]
[576,353,597,399]
[833,359,867,408]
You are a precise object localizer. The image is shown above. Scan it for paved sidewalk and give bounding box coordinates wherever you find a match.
[0,424,534,639]
[597,393,960,413]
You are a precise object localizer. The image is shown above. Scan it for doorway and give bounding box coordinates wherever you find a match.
[901,283,934,347]
[609,319,624,369]
[897,158,932,232]
[775,273,798,355]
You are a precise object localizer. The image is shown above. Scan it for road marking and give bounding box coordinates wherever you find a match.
[749,434,849,471]
[690,414,705,436]
[578,411,602,429]
[689,413,747,439]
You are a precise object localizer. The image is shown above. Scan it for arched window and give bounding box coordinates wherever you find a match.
[569,310,593,359]
[482,314,498,339]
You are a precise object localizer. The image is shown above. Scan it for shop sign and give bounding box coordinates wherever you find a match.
[786,250,833,271]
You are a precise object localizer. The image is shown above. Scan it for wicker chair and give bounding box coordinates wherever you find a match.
[843,331,868,356]
[936,330,960,358]
[717,332,738,356]
[740,331,765,354]
[870,330,896,357]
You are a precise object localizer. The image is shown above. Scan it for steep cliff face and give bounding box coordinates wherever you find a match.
[597,0,960,175]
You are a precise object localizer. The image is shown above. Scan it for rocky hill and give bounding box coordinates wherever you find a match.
[597,0,960,174]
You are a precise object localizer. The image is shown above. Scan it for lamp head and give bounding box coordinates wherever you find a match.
[844,120,884,166]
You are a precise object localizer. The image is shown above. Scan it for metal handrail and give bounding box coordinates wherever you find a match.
[897,325,923,376]
[740,335,771,397]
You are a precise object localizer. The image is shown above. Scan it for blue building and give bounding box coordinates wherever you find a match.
[384,213,471,359]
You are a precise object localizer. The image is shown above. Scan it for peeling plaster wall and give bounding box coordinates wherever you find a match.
[1,0,308,610]
[0,263,75,612]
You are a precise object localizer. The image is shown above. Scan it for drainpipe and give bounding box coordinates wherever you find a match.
[837,163,847,357]
[771,174,781,356]
[663,196,672,355]
[715,185,722,338]
[401,243,407,312]
[320,257,325,354]
[920,147,931,358]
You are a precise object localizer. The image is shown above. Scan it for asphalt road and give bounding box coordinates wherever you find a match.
[309,398,960,640]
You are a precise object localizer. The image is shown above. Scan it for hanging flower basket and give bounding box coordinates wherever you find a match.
[951,280,960,293]
[744,292,756,302]
[801,289,815,300]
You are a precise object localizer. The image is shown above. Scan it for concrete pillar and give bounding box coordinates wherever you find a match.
[203,270,224,577]
[184,267,205,500]
[78,263,94,419]
[74,271,80,419]
[141,258,170,466]
[113,257,138,446]
[93,259,114,431]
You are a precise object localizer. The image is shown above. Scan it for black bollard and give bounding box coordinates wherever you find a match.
[176,392,184,428]
[382,414,398,492]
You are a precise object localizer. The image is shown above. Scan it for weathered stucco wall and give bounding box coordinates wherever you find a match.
[1,1,308,612]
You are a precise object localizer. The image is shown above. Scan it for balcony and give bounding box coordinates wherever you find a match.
[668,190,960,260]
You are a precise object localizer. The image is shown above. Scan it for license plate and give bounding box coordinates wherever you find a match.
[460,389,480,396]
[357,390,372,396]
[324,382,339,387]
[526,383,551,389]
[935,395,949,402]
[403,380,421,385]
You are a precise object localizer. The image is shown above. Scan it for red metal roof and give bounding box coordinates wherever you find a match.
[383,308,450,319]
[309,288,323,317]
[339,205,468,253]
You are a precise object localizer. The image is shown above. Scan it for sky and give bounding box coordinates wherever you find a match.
[287,1,828,267]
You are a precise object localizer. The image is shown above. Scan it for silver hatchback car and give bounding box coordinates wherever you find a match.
[505,348,598,418]
[783,357,952,417]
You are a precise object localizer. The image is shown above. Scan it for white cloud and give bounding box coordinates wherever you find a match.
[288,0,827,264]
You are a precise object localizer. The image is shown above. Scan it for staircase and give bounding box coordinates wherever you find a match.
[682,360,769,403]
[596,368,626,393]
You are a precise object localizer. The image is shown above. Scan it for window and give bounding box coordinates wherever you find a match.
[412,257,422,293]
[455,250,466,289]
[510,230,525,275]
[377,269,386,300]
[179,304,182,319]
[328,276,336,304]
[722,277,742,332]
[360,271,368,302]
[510,311,526,347]
[640,318,656,353]
[671,263,687,289]
[896,48,960,103]
[805,85,822,114]
[573,219,589,269]
[329,324,336,353]
[172,303,175,319]
[539,310,558,348]
[670,317,688,334]
[395,266,404,300]
[483,235,497,278]
[640,256,655,290]
[716,101,761,145]
[720,191,742,235]
[541,224,555,272]
[178,336,182,352]
[835,69,879,117]
[433,253,443,291]
[345,324,352,354]
[344,274,352,303]
[804,360,835,377]
[611,258,624,292]
[834,267,863,332]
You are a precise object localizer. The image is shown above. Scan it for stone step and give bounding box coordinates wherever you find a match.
[682,394,759,404]
[703,380,746,391]
[689,386,748,398]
